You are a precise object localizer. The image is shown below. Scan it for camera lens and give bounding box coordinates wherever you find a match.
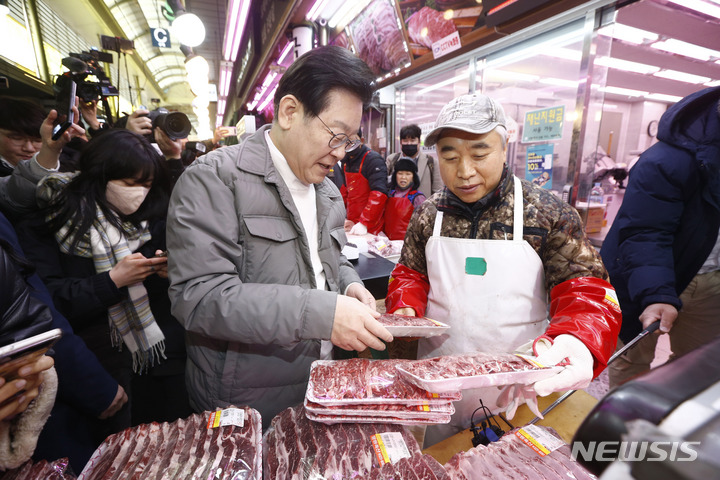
[157,112,192,140]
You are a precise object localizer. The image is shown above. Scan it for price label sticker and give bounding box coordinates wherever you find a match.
[207,408,245,429]
[515,425,565,456]
[370,432,411,466]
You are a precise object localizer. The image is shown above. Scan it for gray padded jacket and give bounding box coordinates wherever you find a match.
[166,124,360,428]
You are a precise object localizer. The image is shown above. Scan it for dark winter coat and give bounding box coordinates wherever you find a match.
[601,86,720,342]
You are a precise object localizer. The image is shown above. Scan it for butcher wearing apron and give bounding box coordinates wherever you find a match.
[421,176,549,446]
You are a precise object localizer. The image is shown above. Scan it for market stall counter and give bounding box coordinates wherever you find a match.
[423,390,599,465]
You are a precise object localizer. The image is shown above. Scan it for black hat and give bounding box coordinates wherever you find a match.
[394,157,418,174]
[392,157,420,192]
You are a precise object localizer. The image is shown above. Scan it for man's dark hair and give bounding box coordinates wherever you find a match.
[0,96,46,138]
[399,124,422,140]
[273,46,375,118]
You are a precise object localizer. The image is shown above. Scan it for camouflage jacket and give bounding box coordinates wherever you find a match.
[395,176,608,296]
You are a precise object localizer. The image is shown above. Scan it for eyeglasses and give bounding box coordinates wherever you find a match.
[0,129,42,148]
[317,116,361,152]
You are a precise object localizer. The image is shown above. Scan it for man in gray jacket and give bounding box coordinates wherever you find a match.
[166,46,393,428]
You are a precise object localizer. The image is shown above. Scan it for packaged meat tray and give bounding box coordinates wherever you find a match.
[377,313,450,337]
[445,425,596,479]
[306,410,452,425]
[265,405,430,479]
[304,398,454,424]
[79,406,262,480]
[306,358,462,406]
[1,458,76,479]
[396,352,563,393]
[304,399,455,418]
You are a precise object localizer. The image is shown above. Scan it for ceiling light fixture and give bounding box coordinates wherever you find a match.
[653,69,711,84]
[645,93,683,103]
[223,0,252,62]
[329,0,371,29]
[651,39,720,61]
[539,78,581,88]
[665,0,720,19]
[218,62,234,99]
[417,70,469,95]
[278,42,294,64]
[257,86,278,112]
[594,56,660,74]
[597,23,658,44]
[306,0,333,22]
[601,86,649,97]
[168,0,205,47]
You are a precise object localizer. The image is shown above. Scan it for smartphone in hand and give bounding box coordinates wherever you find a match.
[0,328,62,382]
[52,76,76,140]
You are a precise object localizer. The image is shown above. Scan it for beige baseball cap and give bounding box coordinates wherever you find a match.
[424,93,507,147]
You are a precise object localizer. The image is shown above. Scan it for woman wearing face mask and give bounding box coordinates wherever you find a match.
[15,128,191,435]
[385,124,444,198]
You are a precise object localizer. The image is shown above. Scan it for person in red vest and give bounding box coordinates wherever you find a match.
[384,157,426,241]
[340,128,388,235]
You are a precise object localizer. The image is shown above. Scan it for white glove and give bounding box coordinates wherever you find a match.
[532,334,594,396]
[497,383,543,420]
[349,222,367,235]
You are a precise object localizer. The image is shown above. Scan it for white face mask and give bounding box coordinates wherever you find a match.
[105,180,150,216]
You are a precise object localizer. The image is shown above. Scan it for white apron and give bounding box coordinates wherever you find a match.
[421,176,548,446]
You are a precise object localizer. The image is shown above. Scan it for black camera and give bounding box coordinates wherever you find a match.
[143,108,192,142]
[57,51,119,104]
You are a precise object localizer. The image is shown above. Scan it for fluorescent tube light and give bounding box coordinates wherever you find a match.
[651,39,720,61]
[223,0,252,62]
[329,0,370,29]
[597,24,658,44]
[278,42,294,64]
[666,0,720,18]
[306,0,333,21]
[595,56,660,74]
[539,78,580,88]
[653,69,711,84]
[542,48,582,61]
[601,86,649,97]
[487,70,540,82]
[217,99,226,116]
[645,93,683,103]
[257,86,278,112]
[417,71,468,95]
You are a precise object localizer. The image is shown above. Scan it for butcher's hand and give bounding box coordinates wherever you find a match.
[640,303,677,334]
[346,283,376,311]
[332,295,393,352]
[392,307,416,316]
[349,222,367,235]
[344,219,355,232]
[99,385,128,419]
[532,334,594,396]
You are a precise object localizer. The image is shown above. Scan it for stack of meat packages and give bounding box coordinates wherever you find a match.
[304,358,460,425]
[265,405,451,479]
[78,406,262,479]
[1,458,75,479]
[445,425,597,479]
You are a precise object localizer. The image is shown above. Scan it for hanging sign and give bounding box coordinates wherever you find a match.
[525,143,554,189]
[522,105,564,143]
[151,28,171,48]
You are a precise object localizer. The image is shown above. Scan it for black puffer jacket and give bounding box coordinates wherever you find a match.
[0,241,53,346]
